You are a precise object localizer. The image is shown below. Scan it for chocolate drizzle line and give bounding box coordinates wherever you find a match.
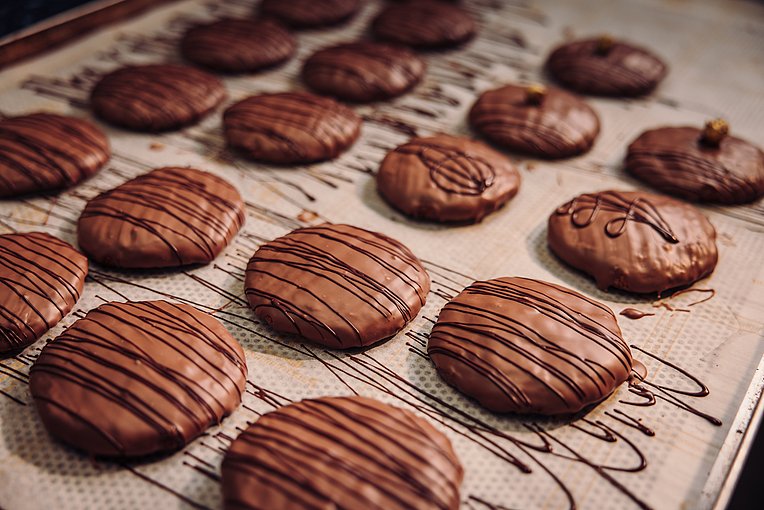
[556,190,679,243]
[396,139,496,195]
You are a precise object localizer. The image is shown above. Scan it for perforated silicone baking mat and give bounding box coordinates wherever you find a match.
[0,0,763,509]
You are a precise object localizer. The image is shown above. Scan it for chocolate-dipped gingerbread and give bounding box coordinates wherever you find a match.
[469,84,600,158]
[222,396,463,510]
[30,300,247,457]
[302,42,425,103]
[260,0,360,28]
[181,18,296,73]
[0,113,109,197]
[548,190,718,294]
[0,232,88,353]
[90,64,226,131]
[626,120,764,204]
[428,277,636,414]
[372,1,476,49]
[377,134,521,223]
[546,35,667,97]
[223,92,361,164]
[245,223,430,349]
[77,167,244,269]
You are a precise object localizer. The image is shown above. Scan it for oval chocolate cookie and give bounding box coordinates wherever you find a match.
[0,232,87,353]
[222,396,463,510]
[0,113,109,197]
[302,42,425,103]
[181,18,296,73]
[626,125,764,204]
[223,92,361,164]
[377,134,521,223]
[372,1,476,49]
[245,223,430,349]
[548,190,718,294]
[469,84,600,158]
[428,277,635,415]
[78,167,245,269]
[90,64,226,131]
[260,0,360,28]
[30,300,247,457]
[546,36,667,97]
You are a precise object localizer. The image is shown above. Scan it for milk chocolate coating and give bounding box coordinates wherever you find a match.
[260,0,360,28]
[546,37,667,97]
[223,92,361,164]
[30,300,247,457]
[0,113,109,197]
[222,396,463,510]
[181,18,296,73]
[428,277,635,415]
[377,134,521,223]
[90,64,226,132]
[0,232,87,353]
[302,41,425,103]
[78,167,245,269]
[626,126,764,204]
[372,1,476,49]
[469,84,600,158]
[245,223,430,349]
[548,190,718,294]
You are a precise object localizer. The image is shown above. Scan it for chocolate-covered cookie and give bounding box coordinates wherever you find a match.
[546,36,667,97]
[30,300,247,457]
[377,134,521,222]
[626,120,764,204]
[245,223,430,349]
[372,1,476,49]
[302,42,425,103]
[428,277,635,415]
[181,18,296,73]
[0,232,87,353]
[260,0,360,28]
[548,190,718,294]
[78,167,244,268]
[223,92,361,164]
[222,396,463,510]
[0,113,109,197]
[469,84,600,158]
[90,64,226,131]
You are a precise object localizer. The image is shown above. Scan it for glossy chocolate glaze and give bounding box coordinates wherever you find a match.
[78,166,245,268]
[29,300,247,457]
[245,223,430,349]
[372,1,476,49]
[0,113,109,197]
[222,396,463,510]
[548,190,718,294]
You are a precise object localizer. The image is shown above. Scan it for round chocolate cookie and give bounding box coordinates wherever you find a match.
[181,18,296,73]
[546,36,667,97]
[223,92,361,164]
[222,396,463,510]
[428,277,635,415]
[259,0,360,28]
[30,300,247,457]
[548,190,718,294]
[626,121,764,204]
[302,41,425,103]
[0,232,87,353]
[372,1,476,49]
[90,64,226,131]
[376,134,521,222]
[469,84,600,158]
[78,167,245,269]
[245,223,430,349]
[0,113,109,197]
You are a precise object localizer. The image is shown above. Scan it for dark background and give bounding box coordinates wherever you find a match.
[0,1,761,508]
